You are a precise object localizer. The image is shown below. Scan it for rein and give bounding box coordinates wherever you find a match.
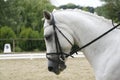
[70,23,120,56]
[47,13,120,59]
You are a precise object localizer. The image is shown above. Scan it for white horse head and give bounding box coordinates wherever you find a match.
[43,9,120,80]
[43,11,74,74]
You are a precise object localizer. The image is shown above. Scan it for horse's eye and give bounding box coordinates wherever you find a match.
[45,34,52,40]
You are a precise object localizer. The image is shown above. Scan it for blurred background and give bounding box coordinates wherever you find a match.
[0,0,120,53]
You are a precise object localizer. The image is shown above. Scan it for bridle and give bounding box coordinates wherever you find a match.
[46,14,72,63]
[46,13,120,63]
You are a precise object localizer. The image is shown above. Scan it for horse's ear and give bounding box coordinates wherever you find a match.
[43,11,51,20]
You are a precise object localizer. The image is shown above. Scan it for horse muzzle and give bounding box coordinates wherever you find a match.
[47,58,67,75]
[46,52,68,75]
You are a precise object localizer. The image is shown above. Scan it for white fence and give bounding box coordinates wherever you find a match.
[0,52,84,60]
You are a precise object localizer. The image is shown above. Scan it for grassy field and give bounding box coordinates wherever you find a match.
[0,58,95,80]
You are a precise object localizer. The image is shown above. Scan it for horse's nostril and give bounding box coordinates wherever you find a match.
[48,67,53,71]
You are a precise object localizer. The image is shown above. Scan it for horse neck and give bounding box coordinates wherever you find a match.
[69,14,112,46]
[55,10,112,45]
[64,12,114,65]
[55,10,113,63]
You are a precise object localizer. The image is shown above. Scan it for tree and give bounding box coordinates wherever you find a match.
[0,0,54,52]
[95,0,120,22]
[0,26,16,39]
[0,0,55,35]
[59,3,94,13]
[59,3,82,9]
[19,28,45,51]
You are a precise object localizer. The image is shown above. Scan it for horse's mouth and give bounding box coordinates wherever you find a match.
[53,69,61,75]
[48,61,67,75]
[49,67,66,75]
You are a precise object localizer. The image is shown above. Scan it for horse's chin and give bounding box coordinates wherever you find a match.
[48,61,67,75]
[52,66,66,75]
[53,70,61,75]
